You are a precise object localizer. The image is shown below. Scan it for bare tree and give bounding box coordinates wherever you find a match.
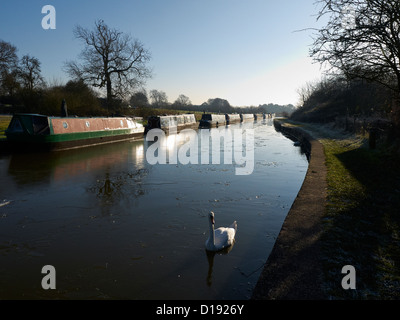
[174,94,192,108]
[0,40,18,74]
[311,0,400,123]
[205,98,233,113]
[0,69,20,97]
[0,40,18,89]
[19,55,44,90]
[130,90,149,108]
[65,20,152,110]
[150,89,169,108]
[297,81,317,107]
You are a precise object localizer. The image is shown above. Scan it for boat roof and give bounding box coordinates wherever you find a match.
[13,113,47,117]
[12,113,133,120]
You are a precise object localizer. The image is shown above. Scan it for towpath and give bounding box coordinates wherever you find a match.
[252,120,328,299]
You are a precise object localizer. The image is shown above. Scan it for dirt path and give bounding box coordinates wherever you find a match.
[252,121,328,300]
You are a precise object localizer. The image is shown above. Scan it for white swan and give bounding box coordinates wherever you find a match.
[205,211,237,252]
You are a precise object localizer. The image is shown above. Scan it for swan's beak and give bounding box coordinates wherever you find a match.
[210,212,215,224]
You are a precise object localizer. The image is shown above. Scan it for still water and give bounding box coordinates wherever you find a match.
[0,119,308,300]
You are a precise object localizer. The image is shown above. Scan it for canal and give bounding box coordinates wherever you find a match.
[0,119,308,299]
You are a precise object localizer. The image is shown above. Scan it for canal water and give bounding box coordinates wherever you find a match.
[0,119,308,300]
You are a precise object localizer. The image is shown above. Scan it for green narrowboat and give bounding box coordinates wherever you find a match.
[5,113,145,151]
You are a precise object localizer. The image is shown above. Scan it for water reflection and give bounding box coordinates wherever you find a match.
[7,140,147,187]
[87,168,148,209]
[135,144,145,165]
[205,244,235,287]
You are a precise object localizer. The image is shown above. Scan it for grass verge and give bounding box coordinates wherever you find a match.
[0,115,11,140]
[322,138,400,299]
[285,119,400,299]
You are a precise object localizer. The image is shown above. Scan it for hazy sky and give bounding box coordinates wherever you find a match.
[0,0,327,107]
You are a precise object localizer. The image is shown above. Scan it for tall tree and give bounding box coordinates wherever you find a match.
[19,55,44,90]
[205,98,233,113]
[130,90,149,108]
[0,69,20,97]
[0,40,18,75]
[0,40,18,91]
[174,94,192,108]
[311,0,400,124]
[150,89,168,108]
[65,20,152,110]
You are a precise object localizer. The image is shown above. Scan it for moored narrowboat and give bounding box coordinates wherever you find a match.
[145,114,197,134]
[240,113,254,122]
[253,113,266,121]
[5,113,145,151]
[225,114,241,125]
[198,114,226,128]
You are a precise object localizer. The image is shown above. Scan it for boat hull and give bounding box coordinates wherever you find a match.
[5,114,145,151]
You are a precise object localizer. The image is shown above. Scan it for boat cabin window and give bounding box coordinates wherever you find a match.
[177,116,184,125]
[32,116,50,135]
[160,117,170,127]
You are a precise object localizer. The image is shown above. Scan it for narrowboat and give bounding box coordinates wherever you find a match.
[225,114,241,125]
[240,113,254,122]
[145,114,197,134]
[253,113,266,121]
[198,114,226,128]
[5,113,145,151]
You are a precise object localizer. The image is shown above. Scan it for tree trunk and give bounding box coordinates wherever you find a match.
[106,74,112,113]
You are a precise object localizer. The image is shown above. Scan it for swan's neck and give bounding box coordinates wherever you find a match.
[209,220,215,247]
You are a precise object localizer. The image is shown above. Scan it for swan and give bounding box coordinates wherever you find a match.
[205,211,237,252]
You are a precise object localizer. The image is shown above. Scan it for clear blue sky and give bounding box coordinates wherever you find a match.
[0,0,326,107]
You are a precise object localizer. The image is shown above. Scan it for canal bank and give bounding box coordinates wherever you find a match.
[252,119,328,299]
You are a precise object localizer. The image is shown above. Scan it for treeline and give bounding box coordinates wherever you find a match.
[292,75,394,123]
[0,39,105,116]
[0,79,105,117]
[131,89,295,117]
